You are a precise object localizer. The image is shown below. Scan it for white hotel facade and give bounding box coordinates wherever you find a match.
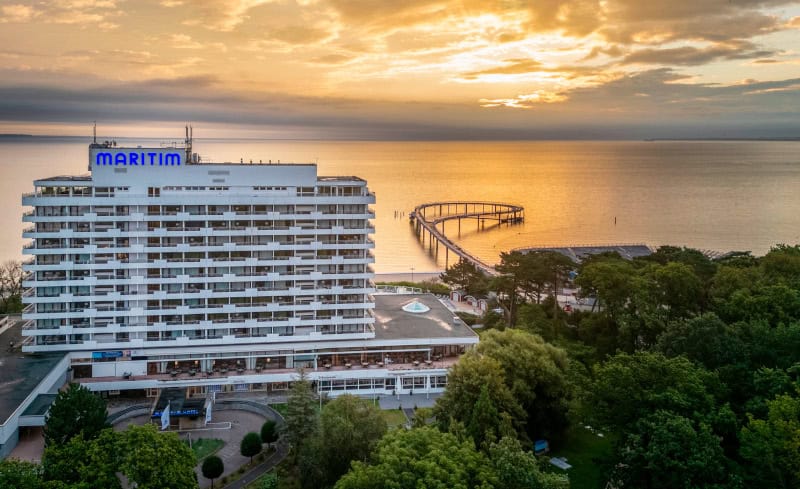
[19,139,477,402]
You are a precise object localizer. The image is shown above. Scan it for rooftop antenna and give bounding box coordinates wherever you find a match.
[92,121,97,144]
[184,124,193,164]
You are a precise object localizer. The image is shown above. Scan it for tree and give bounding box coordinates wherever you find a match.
[316,395,387,485]
[584,352,718,433]
[201,455,224,488]
[241,432,263,463]
[467,385,500,449]
[117,424,197,489]
[0,459,42,489]
[44,383,109,447]
[488,436,569,489]
[740,393,800,489]
[0,261,24,314]
[656,313,746,370]
[474,329,572,440]
[644,246,717,284]
[613,410,734,489]
[411,407,434,428]
[576,256,636,316]
[440,260,488,297]
[761,244,800,285]
[434,352,526,443]
[652,261,703,319]
[285,370,319,458]
[42,428,120,489]
[334,427,495,489]
[260,420,279,449]
[710,265,759,303]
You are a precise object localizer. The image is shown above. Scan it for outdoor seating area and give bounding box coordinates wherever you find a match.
[79,355,461,385]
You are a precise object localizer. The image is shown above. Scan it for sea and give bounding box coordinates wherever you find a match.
[1,137,799,274]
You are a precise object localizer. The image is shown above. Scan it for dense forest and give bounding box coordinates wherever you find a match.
[432,244,800,489]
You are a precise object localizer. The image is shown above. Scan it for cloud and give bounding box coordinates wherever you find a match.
[180,0,275,32]
[0,4,39,22]
[308,54,354,65]
[622,41,776,66]
[170,34,204,49]
[0,0,122,27]
[479,90,569,108]
[461,58,542,79]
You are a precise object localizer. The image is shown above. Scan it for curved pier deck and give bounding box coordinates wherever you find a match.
[409,202,524,275]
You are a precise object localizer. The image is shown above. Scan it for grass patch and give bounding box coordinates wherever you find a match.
[188,438,225,460]
[380,409,408,428]
[271,403,289,418]
[548,426,615,489]
[270,402,322,418]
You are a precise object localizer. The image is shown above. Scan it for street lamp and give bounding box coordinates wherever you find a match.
[410,267,415,283]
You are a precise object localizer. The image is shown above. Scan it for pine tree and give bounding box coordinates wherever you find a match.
[468,384,500,449]
[285,369,319,458]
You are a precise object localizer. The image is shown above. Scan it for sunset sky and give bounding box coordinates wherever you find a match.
[0,0,799,139]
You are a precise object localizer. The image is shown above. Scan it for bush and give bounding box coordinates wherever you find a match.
[220,476,228,485]
[259,472,279,489]
[201,455,224,484]
[240,432,263,462]
[260,420,279,448]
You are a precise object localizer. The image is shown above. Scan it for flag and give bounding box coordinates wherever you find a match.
[160,402,170,431]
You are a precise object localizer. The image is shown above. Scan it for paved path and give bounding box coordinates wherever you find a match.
[8,427,44,462]
[221,439,289,489]
[115,410,271,489]
[191,411,270,488]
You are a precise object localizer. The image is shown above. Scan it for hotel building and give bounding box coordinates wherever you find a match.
[14,136,476,415]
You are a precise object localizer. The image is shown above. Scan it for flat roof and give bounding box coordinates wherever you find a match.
[373,294,477,341]
[0,320,64,423]
[35,175,91,182]
[152,387,204,418]
[21,394,57,417]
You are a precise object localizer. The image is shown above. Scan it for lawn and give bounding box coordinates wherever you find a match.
[380,409,408,428]
[548,426,615,489]
[271,403,289,418]
[188,438,225,460]
[270,402,322,418]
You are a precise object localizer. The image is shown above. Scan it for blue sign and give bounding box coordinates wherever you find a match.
[151,408,201,418]
[92,351,123,359]
[93,150,183,166]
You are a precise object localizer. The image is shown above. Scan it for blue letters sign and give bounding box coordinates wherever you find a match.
[91,148,184,167]
[92,350,123,359]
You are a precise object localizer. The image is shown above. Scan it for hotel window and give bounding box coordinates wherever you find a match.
[147,187,160,197]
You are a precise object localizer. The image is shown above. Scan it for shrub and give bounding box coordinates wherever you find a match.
[201,455,224,487]
[260,420,279,448]
[240,432,263,463]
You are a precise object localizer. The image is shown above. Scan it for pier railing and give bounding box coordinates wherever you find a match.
[409,202,524,275]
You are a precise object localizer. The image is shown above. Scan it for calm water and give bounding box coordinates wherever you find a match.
[1,138,799,273]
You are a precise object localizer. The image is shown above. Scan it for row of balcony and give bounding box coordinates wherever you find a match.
[23,286,373,304]
[24,300,374,318]
[23,314,375,335]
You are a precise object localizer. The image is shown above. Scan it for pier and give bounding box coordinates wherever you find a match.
[409,202,524,275]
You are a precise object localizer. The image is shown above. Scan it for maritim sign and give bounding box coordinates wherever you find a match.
[90,148,184,167]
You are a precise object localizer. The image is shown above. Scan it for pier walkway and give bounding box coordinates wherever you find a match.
[409,202,524,275]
